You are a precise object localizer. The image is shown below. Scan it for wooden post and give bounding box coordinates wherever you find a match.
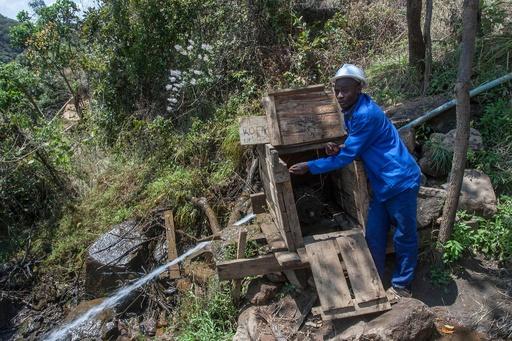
[164,210,180,279]
[232,230,248,304]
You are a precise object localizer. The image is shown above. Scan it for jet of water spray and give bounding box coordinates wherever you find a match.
[44,241,211,341]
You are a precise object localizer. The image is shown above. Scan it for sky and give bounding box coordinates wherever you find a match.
[0,0,97,19]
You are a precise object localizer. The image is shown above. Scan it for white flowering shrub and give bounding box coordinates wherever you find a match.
[166,39,216,113]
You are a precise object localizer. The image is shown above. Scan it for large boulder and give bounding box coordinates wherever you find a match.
[452,169,497,217]
[417,187,446,229]
[385,95,447,126]
[85,220,148,297]
[443,128,483,151]
[419,129,482,178]
[331,298,435,341]
[234,289,317,341]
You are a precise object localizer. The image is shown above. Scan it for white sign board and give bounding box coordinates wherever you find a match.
[239,116,270,145]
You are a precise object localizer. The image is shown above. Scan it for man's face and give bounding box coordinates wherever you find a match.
[334,78,362,110]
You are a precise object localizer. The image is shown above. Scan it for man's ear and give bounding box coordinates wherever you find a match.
[356,83,363,93]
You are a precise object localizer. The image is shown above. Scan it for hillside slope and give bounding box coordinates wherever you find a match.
[0,14,19,62]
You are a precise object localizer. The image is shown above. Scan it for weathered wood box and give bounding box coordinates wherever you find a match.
[218,85,390,320]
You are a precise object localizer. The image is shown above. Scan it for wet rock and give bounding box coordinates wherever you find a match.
[153,238,167,263]
[331,298,435,341]
[245,278,282,305]
[59,298,115,341]
[453,169,497,218]
[417,187,446,229]
[85,220,148,296]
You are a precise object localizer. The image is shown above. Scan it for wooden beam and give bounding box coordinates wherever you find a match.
[164,210,180,279]
[216,254,309,280]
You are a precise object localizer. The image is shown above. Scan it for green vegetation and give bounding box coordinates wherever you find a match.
[173,280,237,340]
[473,99,512,194]
[443,197,512,264]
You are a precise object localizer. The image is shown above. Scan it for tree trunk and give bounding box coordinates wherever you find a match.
[59,69,81,118]
[406,0,426,74]
[422,0,433,94]
[437,0,479,253]
[20,87,45,122]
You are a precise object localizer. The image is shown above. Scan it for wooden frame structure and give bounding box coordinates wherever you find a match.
[218,85,390,320]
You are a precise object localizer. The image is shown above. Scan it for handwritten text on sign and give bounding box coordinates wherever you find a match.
[239,116,270,145]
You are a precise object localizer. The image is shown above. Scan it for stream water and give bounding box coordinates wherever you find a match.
[44,241,211,341]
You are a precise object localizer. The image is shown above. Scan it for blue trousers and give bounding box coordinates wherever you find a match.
[365,187,419,288]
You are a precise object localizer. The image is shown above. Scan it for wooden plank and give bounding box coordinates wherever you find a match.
[305,240,354,313]
[279,180,304,248]
[279,113,343,134]
[250,192,267,214]
[278,113,344,146]
[303,229,360,244]
[216,254,309,280]
[232,230,248,304]
[277,103,338,115]
[266,158,289,183]
[267,84,325,96]
[353,160,369,230]
[337,163,360,226]
[274,251,302,267]
[258,215,287,251]
[313,300,391,320]
[336,233,386,305]
[264,144,296,251]
[164,210,180,279]
[262,96,282,145]
[275,91,332,102]
[239,116,270,145]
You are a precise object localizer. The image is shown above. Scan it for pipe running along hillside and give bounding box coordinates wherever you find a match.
[398,72,512,132]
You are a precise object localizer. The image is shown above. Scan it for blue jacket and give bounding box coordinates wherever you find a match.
[307,94,420,202]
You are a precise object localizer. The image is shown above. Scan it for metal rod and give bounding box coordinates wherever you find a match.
[399,72,512,131]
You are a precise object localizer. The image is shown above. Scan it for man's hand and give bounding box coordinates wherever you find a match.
[325,142,342,156]
[289,162,309,175]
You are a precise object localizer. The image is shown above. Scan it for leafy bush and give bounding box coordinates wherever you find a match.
[473,99,512,193]
[444,196,512,263]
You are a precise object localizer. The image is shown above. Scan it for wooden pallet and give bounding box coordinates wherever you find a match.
[305,229,391,320]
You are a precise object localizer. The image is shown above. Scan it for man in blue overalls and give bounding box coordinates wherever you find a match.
[289,64,421,302]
